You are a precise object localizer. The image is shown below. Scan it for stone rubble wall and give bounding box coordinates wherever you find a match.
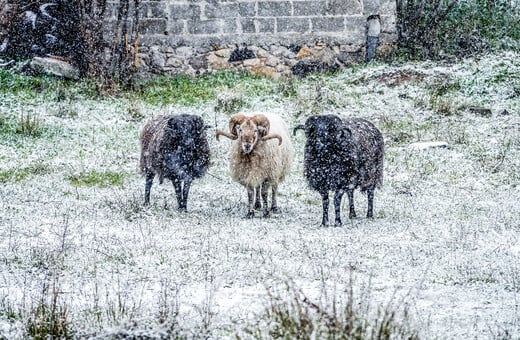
[105,0,397,77]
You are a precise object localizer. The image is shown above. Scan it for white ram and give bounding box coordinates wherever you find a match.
[216,112,293,218]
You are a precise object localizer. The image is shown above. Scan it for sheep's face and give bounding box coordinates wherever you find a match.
[216,113,283,152]
[162,114,210,179]
[166,115,207,151]
[235,118,266,154]
[306,115,346,145]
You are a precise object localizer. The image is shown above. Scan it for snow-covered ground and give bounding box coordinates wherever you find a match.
[0,52,519,338]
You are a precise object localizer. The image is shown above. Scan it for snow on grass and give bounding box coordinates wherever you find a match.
[0,52,519,338]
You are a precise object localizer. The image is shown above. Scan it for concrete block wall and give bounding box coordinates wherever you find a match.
[106,0,397,77]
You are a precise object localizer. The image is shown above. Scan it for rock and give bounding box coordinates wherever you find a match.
[314,46,336,65]
[250,65,277,79]
[255,47,269,58]
[228,46,255,62]
[296,46,312,60]
[243,58,261,67]
[408,141,449,151]
[150,48,166,68]
[214,48,231,58]
[468,106,492,117]
[189,56,208,70]
[271,45,295,58]
[207,53,228,70]
[165,57,182,68]
[265,56,279,67]
[30,56,79,80]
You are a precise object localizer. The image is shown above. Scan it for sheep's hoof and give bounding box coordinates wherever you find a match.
[263,210,271,218]
[254,202,262,210]
[349,211,357,219]
[334,221,343,227]
[270,207,280,214]
[246,211,255,219]
[366,213,374,219]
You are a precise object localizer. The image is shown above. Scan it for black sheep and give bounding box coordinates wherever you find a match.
[139,114,210,210]
[294,114,384,226]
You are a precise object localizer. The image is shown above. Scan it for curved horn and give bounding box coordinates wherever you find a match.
[216,130,237,141]
[251,114,270,137]
[262,133,282,145]
[229,114,247,135]
[293,124,305,136]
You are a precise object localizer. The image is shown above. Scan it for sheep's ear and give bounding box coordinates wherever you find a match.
[252,114,270,137]
[166,117,179,136]
[167,116,178,129]
[293,124,305,136]
[229,114,246,135]
[337,126,352,139]
[193,116,205,130]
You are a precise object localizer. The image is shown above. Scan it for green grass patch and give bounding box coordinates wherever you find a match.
[67,170,126,188]
[0,164,53,183]
[137,70,277,106]
[0,69,98,101]
[0,113,64,140]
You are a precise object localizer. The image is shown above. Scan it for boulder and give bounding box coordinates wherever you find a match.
[30,56,79,80]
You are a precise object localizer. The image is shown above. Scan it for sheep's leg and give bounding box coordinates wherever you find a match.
[270,183,279,214]
[261,182,270,217]
[246,185,255,218]
[367,187,375,218]
[172,179,184,211]
[348,189,356,218]
[144,172,155,205]
[180,179,192,212]
[254,185,262,210]
[320,191,329,227]
[334,190,344,227]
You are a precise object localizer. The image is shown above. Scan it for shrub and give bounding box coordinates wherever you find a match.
[396,0,520,59]
[26,279,73,339]
[244,281,419,339]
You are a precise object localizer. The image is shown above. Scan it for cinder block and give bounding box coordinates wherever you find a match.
[258,1,292,17]
[168,20,185,35]
[206,3,240,19]
[141,2,167,18]
[345,16,367,44]
[364,0,381,15]
[257,18,276,33]
[170,4,200,20]
[240,18,257,33]
[293,1,327,16]
[140,18,168,35]
[188,19,222,35]
[238,2,256,17]
[311,17,345,32]
[222,19,238,34]
[326,0,363,15]
[277,17,310,33]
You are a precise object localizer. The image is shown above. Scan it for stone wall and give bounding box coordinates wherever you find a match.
[106,0,397,77]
